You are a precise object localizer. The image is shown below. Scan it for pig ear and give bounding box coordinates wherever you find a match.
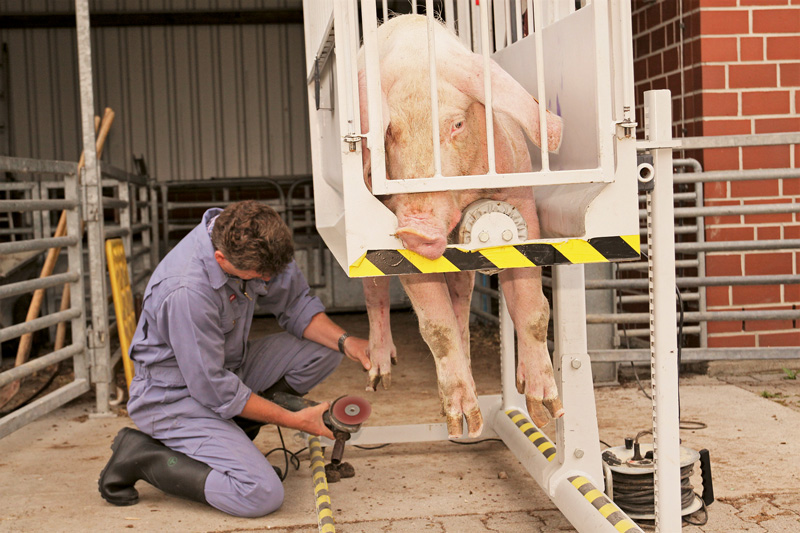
[451,54,563,153]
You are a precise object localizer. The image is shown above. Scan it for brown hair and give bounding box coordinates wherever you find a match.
[210,200,294,276]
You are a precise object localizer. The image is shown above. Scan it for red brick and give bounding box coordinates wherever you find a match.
[767,36,800,60]
[700,0,739,6]
[753,9,800,33]
[708,334,757,347]
[742,90,791,115]
[702,147,740,170]
[743,198,795,224]
[740,36,765,61]
[702,92,739,116]
[663,47,681,73]
[755,116,800,133]
[707,320,743,334]
[701,65,727,89]
[746,318,796,331]
[784,224,800,237]
[730,64,778,88]
[706,253,743,275]
[732,284,782,305]
[700,36,739,61]
[636,34,650,57]
[706,286,731,307]
[648,55,663,78]
[704,181,730,199]
[652,26,666,51]
[705,226,755,241]
[742,145,792,169]
[779,62,800,86]
[756,225,783,239]
[742,0,795,5]
[701,9,751,34]
[745,252,794,275]
[786,283,800,301]
[732,178,781,197]
[702,119,752,136]
[760,330,800,347]
[634,58,648,83]
[784,178,800,195]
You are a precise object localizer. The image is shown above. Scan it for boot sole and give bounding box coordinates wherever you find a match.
[98,428,140,506]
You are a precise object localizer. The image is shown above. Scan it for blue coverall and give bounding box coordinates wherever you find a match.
[126,208,343,517]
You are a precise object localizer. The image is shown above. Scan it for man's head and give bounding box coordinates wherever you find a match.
[211,200,294,280]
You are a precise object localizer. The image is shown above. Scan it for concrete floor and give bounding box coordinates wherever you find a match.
[1,311,799,532]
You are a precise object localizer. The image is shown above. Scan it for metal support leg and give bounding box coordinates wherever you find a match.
[644,89,682,531]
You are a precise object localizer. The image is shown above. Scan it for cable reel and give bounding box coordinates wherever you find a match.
[602,434,714,525]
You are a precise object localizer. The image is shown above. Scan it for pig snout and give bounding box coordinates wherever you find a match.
[395,226,448,260]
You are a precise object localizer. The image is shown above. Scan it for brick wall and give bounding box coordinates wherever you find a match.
[632,0,799,349]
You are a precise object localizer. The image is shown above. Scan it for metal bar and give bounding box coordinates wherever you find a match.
[673,167,800,184]
[0,236,79,255]
[645,203,800,219]
[617,259,698,271]
[590,309,800,324]
[0,272,80,301]
[426,0,443,178]
[0,199,78,212]
[103,226,131,239]
[0,182,36,191]
[0,10,304,29]
[0,379,90,439]
[621,326,702,337]
[620,293,699,304]
[0,155,77,175]
[673,239,800,253]
[678,132,800,150]
[584,274,800,290]
[99,162,148,185]
[101,197,128,209]
[532,0,550,171]
[590,347,800,363]
[478,0,496,174]
[0,309,82,343]
[638,225,698,235]
[0,343,85,388]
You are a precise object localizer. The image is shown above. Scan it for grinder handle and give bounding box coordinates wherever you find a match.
[270,392,333,429]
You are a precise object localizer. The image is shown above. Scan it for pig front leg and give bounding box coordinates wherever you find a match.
[498,267,564,427]
[363,277,397,391]
[400,273,483,438]
[445,271,476,365]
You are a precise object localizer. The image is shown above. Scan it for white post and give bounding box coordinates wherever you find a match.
[644,89,682,532]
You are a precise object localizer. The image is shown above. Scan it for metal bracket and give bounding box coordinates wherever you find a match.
[343,133,364,152]
[637,153,655,192]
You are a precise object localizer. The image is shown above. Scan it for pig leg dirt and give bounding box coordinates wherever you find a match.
[399,273,483,438]
[498,266,563,427]
[363,277,397,391]
[445,271,476,366]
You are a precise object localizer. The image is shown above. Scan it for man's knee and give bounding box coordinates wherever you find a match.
[235,481,284,518]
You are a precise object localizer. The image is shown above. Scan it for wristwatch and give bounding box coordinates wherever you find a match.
[338,332,351,354]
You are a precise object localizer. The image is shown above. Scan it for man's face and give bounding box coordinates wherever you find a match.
[213,251,271,282]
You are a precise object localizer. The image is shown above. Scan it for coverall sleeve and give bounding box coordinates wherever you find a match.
[155,286,252,418]
[257,261,325,338]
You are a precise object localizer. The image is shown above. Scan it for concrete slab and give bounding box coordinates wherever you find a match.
[1,311,798,532]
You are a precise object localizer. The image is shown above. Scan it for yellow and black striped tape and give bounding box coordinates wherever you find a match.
[349,235,640,277]
[568,476,644,533]
[308,436,335,533]
[505,409,557,461]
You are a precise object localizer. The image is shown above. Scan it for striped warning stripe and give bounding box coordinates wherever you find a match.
[349,235,640,277]
[308,436,335,533]
[505,409,556,461]
[568,476,644,533]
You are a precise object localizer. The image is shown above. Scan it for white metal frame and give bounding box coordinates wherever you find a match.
[304,2,682,531]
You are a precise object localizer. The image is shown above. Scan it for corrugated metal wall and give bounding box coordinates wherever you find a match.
[0,1,310,182]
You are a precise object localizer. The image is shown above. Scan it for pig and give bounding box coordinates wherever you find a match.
[358,14,564,438]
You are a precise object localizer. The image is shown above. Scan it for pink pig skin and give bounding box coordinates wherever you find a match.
[359,15,563,437]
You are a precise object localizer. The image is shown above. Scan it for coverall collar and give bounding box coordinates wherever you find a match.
[199,208,229,291]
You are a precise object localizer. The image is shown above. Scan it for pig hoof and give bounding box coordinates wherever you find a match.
[543,397,564,419]
[446,414,464,439]
[526,400,552,428]
[465,408,484,438]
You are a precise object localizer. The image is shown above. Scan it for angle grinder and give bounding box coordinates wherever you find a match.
[269,391,372,481]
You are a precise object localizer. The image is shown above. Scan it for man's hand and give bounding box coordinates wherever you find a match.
[295,402,334,440]
[342,336,371,372]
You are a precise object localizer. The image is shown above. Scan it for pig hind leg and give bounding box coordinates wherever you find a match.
[498,267,563,427]
[400,273,483,438]
[363,277,398,391]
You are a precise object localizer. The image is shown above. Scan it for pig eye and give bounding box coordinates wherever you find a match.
[451,120,465,136]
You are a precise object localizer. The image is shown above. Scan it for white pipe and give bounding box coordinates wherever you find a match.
[479,0,497,174]
[532,0,550,171]
[426,0,442,178]
[359,0,388,193]
[645,89,682,533]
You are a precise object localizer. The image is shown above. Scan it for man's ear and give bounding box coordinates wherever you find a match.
[214,250,226,266]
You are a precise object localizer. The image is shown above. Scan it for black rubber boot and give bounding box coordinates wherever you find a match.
[232,377,303,441]
[98,427,212,506]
